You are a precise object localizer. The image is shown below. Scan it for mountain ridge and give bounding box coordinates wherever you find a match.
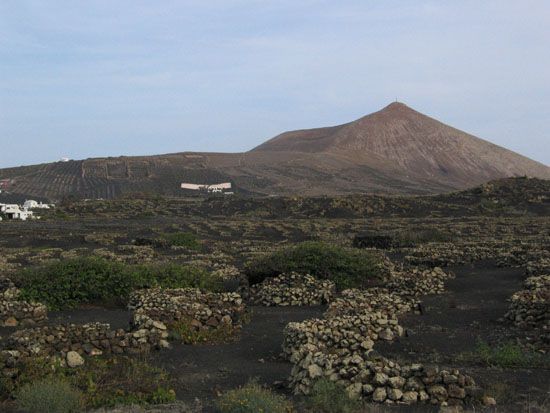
[1,102,548,200]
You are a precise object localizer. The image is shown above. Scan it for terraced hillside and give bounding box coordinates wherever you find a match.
[0,175,548,412]
[1,103,548,201]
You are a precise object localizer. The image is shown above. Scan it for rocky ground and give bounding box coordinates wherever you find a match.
[0,180,548,412]
[377,262,549,411]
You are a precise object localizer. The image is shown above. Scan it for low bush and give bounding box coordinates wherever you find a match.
[131,263,221,291]
[0,357,53,399]
[168,318,238,344]
[307,378,360,413]
[245,241,385,289]
[16,257,219,309]
[216,380,293,413]
[16,378,83,413]
[4,355,175,409]
[462,339,550,368]
[160,232,201,250]
[72,356,176,408]
[16,257,134,309]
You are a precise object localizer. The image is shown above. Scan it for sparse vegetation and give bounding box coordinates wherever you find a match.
[0,177,548,411]
[460,339,550,368]
[16,378,83,413]
[307,378,360,413]
[168,318,239,344]
[160,231,201,250]
[72,356,176,408]
[4,355,175,409]
[216,380,293,413]
[245,241,385,289]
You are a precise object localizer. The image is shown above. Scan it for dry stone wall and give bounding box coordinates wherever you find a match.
[0,315,169,390]
[289,349,481,406]
[326,267,452,319]
[282,264,485,407]
[249,273,335,306]
[526,258,550,277]
[5,316,169,360]
[283,312,403,359]
[128,288,245,331]
[505,275,549,352]
[405,241,549,268]
[0,277,47,327]
[0,282,246,390]
[386,267,451,296]
[326,288,419,318]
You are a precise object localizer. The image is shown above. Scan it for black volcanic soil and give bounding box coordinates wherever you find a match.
[149,261,547,411]
[153,306,324,412]
[377,262,550,410]
[378,261,525,360]
[1,261,547,412]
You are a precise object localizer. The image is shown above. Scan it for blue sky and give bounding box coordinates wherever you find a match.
[1,0,549,167]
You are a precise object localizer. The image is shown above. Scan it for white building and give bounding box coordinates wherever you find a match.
[1,204,37,221]
[23,200,51,209]
[180,182,232,193]
[0,204,34,221]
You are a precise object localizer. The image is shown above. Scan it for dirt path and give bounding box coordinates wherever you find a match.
[153,306,324,411]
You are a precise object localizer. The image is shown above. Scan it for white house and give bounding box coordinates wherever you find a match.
[0,204,34,221]
[0,204,18,213]
[180,182,232,193]
[23,200,39,209]
[23,200,51,209]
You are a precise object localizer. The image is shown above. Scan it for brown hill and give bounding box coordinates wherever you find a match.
[0,102,548,200]
[252,102,550,188]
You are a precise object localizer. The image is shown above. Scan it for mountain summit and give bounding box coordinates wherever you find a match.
[0,102,548,200]
[252,102,550,188]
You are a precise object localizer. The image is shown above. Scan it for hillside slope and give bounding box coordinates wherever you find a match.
[253,102,550,188]
[1,102,548,200]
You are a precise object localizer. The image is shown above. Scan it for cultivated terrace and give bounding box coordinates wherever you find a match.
[0,177,548,413]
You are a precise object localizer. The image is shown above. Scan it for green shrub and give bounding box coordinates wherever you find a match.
[131,263,221,291]
[0,357,55,400]
[216,381,293,413]
[71,356,175,408]
[467,339,550,368]
[168,318,238,344]
[16,257,134,309]
[245,241,385,289]
[307,378,360,413]
[160,232,201,249]
[6,355,175,409]
[16,378,83,413]
[16,257,220,310]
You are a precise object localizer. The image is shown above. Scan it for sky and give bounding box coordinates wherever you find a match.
[1,0,549,168]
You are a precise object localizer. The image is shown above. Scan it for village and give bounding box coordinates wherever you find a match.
[0,180,232,223]
[0,200,54,221]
